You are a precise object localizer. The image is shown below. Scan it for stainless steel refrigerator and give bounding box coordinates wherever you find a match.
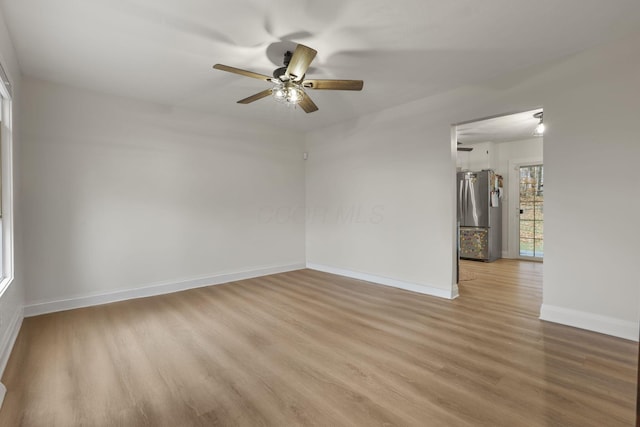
[457,170,502,262]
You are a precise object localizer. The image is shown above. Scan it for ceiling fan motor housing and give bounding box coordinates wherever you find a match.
[283,50,292,66]
[273,67,287,80]
[273,51,293,80]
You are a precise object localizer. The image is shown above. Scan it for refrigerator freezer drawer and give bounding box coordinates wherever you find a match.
[460,227,489,260]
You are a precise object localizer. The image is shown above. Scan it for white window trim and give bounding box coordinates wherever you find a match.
[0,73,15,298]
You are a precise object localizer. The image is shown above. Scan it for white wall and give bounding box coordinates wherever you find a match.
[539,35,640,339]
[21,77,306,309]
[306,30,640,340]
[305,114,458,298]
[0,4,23,386]
[456,141,497,171]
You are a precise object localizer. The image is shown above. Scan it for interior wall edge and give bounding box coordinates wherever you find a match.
[307,263,458,300]
[0,305,23,380]
[23,263,306,318]
[0,382,6,411]
[540,303,639,342]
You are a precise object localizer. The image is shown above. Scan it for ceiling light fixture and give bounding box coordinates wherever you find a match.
[271,80,305,105]
[533,111,545,136]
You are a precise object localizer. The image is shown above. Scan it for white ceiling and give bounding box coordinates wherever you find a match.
[2,0,640,131]
[457,109,543,144]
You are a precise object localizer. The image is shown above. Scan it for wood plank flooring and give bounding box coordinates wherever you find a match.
[0,260,637,426]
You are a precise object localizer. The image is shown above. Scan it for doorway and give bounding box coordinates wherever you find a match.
[454,108,544,285]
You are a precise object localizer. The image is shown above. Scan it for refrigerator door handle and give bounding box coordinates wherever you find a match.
[459,177,465,224]
[462,178,466,225]
[464,177,469,226]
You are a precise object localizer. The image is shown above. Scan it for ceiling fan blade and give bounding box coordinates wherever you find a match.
[302,79,364,91]
[299,95,319,113]
[213,64,272,81]
[285,44,317,81]
[237,89,273,104]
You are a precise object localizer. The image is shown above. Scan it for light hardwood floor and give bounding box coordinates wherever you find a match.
[0,260,637,426]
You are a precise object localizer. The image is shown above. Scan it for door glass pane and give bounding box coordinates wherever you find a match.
[534,221,544,236]
[534,203,544,221]
[520,220,534,239]
[520,203,535,220]
[520,238,534,257]
[519,165,544,258]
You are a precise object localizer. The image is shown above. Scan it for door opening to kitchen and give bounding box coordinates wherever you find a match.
[454,108,544,285]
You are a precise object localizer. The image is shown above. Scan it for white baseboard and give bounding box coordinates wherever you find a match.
[0,306,23,381]
[540,304,638,341]
[307,263,459,300]
[451,283,459,299]
[24,263,306,317]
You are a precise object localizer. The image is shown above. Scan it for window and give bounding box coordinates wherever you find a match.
[0,62,14,296]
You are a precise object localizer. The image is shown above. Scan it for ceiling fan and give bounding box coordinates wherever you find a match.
[213,43,364,113]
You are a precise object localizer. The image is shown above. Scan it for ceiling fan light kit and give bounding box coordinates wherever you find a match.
[272,80,305,104]
[213,43,364,113]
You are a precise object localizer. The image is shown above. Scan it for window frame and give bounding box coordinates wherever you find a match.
[0,66,15,298]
